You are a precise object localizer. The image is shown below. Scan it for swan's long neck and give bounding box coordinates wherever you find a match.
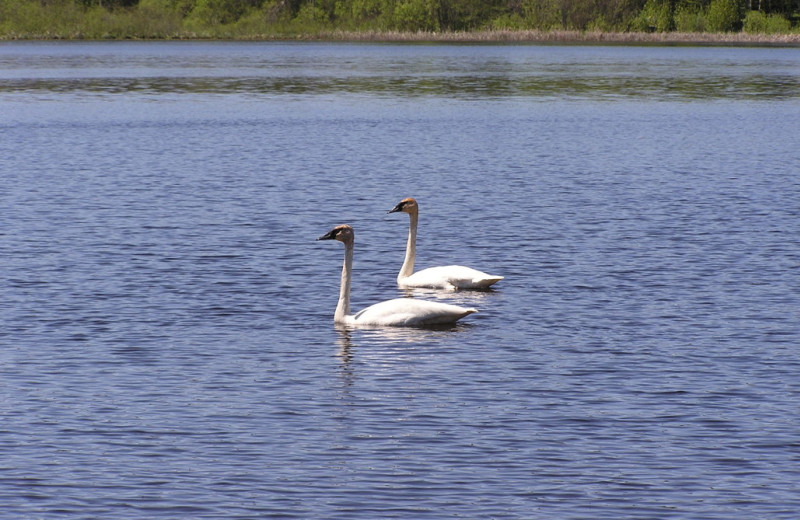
[399,210,418,282]
[335,239,354,323]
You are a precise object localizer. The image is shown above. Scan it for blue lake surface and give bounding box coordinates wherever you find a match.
[1,41,799,518]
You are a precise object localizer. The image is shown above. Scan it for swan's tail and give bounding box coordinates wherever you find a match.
[473,276,504,288]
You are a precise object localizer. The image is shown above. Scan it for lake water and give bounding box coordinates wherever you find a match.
[1,41,799,518]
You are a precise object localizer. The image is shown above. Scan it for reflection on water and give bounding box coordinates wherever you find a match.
[335,324,473,392]
[1,43,798,101]
[336,329,356,388]
[2,73,798,101]
[334,320,475,368]
[335,319,474,345]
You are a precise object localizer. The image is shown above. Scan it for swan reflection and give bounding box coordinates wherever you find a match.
[335,322,471,360]
[334,323,473,392]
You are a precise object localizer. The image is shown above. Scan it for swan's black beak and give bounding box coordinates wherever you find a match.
[388,202,404,214]
[317,229,337,241]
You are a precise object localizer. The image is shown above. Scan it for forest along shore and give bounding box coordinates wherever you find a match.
[1,0,798,44]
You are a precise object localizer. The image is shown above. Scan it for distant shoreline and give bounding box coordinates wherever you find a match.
[3,30,800,46]
[306,29,800,46]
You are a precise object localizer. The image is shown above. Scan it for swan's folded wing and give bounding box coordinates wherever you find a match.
[353,298,476,327]
[404,265,502,290]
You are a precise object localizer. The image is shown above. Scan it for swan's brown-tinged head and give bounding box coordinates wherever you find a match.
[317,224,354,243]
[388,197,418,214]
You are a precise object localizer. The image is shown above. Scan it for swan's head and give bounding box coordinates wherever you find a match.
[317,224,354,244]
[388,197,418,215]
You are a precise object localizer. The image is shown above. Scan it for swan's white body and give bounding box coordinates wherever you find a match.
[318,225,477,327]
[389,198,504,291]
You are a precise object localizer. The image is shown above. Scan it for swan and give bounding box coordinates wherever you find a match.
[388,198,504,290]
[317,224,477,327]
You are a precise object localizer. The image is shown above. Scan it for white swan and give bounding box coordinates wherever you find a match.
[317,224,477,327]
[388,198,504,290]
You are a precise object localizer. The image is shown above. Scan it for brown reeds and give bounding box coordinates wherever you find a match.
[310,29,800,45]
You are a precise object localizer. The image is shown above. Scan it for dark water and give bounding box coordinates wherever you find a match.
[2,42,799,518]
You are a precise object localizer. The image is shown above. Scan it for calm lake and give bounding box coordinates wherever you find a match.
[1,41,799,518]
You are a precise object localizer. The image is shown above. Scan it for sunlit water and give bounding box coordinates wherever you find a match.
[1,42,799,518]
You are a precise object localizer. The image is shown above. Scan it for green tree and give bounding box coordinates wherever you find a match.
[185,0,266,25]
[706,0,740,30]
[518,0,561,28]
[438,0,505,29]
[633,0,673,31]
[340,0,386,22]
[590,0,645,30]
[673,0,706,31]
[742,9,791,32]
[392,0,440,30]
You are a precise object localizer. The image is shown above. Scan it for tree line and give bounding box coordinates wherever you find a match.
[1,0,797,38]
